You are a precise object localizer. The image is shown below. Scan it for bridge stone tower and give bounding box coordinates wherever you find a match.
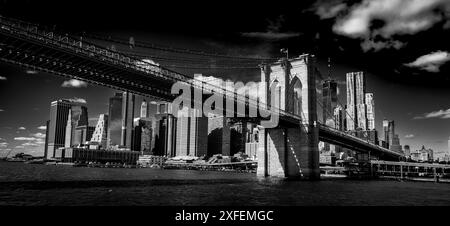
[257,54,320,180]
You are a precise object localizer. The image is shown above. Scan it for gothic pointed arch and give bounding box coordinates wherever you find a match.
[287,76,302,115]
[268,79,281,109]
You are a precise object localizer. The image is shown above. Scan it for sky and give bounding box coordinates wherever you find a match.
[0,0,450,158]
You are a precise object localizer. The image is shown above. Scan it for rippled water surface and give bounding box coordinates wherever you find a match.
[0,162,449,206]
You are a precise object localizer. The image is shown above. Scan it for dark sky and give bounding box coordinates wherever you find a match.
[0,0,449,157]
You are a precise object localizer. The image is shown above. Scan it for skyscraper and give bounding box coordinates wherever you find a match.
[390,134,402,153]
[121,92,135,149]
[64,105,88,148]
[107,93,123,148]
[365,93,375,130]
[322,79,338,153]
[43,120,50,159]
[132,117,153,154]
[46,99,85,159]
[333,105,345,131]
[383,119,400,151]
[404,145,411,156]
[383,119,390,148]
[73,125,95,147]
[175,107,208,157]
[208,115,231,156]
[388,120,395,148]
[346,73,356,131]
[448,136,450,156]
[90,114,109,148]
[65,110,73,148]
[322,79,338,124]
[153,102,177,156]
[346,72,369,131]
[355,72,367,130]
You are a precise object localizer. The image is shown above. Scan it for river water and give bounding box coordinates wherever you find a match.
[0,162,449,206]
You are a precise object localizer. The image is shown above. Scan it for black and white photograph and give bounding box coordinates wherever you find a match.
[0,0,449,223]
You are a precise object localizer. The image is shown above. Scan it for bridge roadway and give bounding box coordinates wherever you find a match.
[319,125,403,160]
[0,15,403,160]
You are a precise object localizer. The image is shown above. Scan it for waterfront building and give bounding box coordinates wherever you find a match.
[90,114,109,148]
[121,92,135,149]
[153,102,177,157]
[65,106,90,148]
[73,125,95,147]
[410,145,434,162]
[43,120,50,159]
[132,117,153,155]
[390,134,402,153]
[404,145,411,156]
[46,99,86,159]
[208,115,231,156]
[57,147,140,165]
[107,93,123,148]
[65,110,73,148]
[175,107,208,157]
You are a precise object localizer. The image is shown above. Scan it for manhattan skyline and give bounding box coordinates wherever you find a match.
[1,0,450,158]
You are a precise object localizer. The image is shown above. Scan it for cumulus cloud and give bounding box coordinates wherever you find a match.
[65,97,87,104]
[0,76,6,80]
[25,70,38,75]
[14,137,39,141]
[37,125,47,130]
[14,145,24,149]
[405,51,450,72]
[361,39,405,52]
[404,134,415,139]
[315,1,347,19]
[0,142,8,148]
[22,142,40,147]
[61,79,88,88]
[31,133,46,139]
[315,0,450,51]
[0,109,4,112]
[18,127,26,130]
[414,108,450,119]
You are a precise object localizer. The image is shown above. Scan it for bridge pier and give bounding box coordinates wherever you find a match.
[257,125,320,180]
[256,54,320,180]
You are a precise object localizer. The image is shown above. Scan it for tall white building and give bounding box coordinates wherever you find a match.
[355,72,367,130]
[346,72,373,131]
[365,93,375,130]
[346,73,356,130]
[90,114,109,148]
[65,110,73,148]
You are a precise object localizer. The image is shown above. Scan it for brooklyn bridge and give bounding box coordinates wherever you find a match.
[0,15,404,180]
